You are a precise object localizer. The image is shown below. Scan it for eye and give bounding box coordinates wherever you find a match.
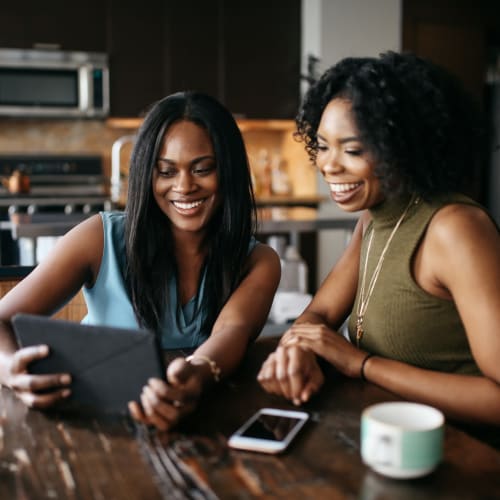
[156,163,177,177]
[316,144,328,153]
[345,149,363,156]
[192,163,216,176]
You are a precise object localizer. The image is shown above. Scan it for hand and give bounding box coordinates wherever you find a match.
[128,357,204,431]
[281,323,367,378]
[5,345,71,408]
[257,344,324,405]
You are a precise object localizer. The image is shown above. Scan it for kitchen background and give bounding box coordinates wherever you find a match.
[0,0,499,291]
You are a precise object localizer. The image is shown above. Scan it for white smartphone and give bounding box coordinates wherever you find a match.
[228,407,309,454]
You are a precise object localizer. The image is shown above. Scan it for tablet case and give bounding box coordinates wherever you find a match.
[12,313,166,416]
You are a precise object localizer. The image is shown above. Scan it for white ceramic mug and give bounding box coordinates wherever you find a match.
[361,402,444,479]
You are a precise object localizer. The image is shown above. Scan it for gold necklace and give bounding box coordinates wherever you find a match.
[355,196,419,347]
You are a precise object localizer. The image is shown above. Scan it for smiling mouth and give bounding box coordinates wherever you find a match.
[329,182,362,193]
[171,199,205,210]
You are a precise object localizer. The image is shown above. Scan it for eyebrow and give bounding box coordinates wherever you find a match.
[157,155,215,165]
[316,133,360,144]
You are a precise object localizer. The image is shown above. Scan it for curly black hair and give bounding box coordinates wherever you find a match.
[296,51,485,199]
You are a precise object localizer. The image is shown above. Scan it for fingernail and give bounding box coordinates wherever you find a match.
[60,374,71,385]
[62,389,71,397]
[39,345,49,355]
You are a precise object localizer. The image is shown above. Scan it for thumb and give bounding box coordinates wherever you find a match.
[166,357,195,386]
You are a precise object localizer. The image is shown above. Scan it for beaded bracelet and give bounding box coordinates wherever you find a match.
[360,353,374,381]
[185,355,221,382]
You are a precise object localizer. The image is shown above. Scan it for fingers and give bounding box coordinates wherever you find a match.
[17,387,71,409]
[7,346,72,409]
[10,345,49,374]
[11,372,71,393]
[130,375,199,432]
[287,346,309,405]
[258,346,311,405]
[299,366,324,404]
[166,357,193,386]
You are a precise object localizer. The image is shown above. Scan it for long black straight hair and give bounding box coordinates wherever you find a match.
[125,91,256,333]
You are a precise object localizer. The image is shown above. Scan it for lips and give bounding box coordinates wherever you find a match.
[329,182,362,193]
[328,182,363,206]
[171,199,205,210]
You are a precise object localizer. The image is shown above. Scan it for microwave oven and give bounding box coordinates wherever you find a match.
[0,48,109,118]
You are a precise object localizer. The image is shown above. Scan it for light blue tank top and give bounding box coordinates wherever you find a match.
[83,212,257,349]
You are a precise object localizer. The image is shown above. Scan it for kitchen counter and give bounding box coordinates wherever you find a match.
[0,265,34,279]
[7,207,358,240]
[3,207,358,267]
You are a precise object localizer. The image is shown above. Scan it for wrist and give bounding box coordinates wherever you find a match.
[185,355,221,384]
[360,353,375,381]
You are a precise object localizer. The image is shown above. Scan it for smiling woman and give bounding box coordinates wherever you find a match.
[153,121,221,236]
[0,91,281,431]
[257,52,500,449]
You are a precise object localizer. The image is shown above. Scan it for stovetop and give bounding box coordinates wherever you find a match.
[0,154,109,207]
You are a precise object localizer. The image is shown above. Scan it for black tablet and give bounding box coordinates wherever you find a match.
[12,313,166,416]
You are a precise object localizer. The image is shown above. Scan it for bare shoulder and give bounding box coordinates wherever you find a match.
[47,213,105,285]
[428,203,499,248]
[62,213,104,251]
[247,242,281,269]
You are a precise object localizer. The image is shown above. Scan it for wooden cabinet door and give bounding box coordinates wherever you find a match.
[107,0,165,117]
[163,0,301,119]
[0,2,106,52]
[223,0,301,119]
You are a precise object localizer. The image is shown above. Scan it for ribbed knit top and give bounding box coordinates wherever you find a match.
[347,193,481,375]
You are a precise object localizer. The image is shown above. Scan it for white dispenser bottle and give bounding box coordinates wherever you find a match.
[279,245,308,294]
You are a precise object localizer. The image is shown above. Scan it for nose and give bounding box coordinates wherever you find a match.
[173,170,194,193]
[319,148,343,177]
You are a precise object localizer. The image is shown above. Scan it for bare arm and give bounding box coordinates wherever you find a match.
[192,242,281,377]
[268,205,500,426]
[130,242,281,430]
[258,215,366,402]
[362,205,500,425]
[0,215,103,402]
[292,213,364,328]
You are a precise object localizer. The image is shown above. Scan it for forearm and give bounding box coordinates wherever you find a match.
[364,355,500,425]
[190,325,253,385]
[0,321,17,385]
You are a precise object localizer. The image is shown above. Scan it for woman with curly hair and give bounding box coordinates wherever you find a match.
[258,52,500,447]
[0,91,280,430]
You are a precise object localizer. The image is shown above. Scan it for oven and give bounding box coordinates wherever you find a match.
[0,155,111,265]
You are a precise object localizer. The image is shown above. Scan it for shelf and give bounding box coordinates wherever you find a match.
[255,195,325,207]
[106,117,296,133]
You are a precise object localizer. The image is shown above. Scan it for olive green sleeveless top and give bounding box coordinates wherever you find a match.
[347,193,483,375]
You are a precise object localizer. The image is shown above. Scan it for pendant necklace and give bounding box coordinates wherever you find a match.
[355,196,419,347]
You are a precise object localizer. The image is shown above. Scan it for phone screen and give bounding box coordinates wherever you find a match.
[228,408,309,453]
[241,413,304,442]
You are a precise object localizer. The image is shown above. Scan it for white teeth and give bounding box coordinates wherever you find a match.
[330,183,361,193]
[172,199,204,209]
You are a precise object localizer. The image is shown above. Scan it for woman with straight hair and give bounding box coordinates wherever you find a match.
[0,91,281,430]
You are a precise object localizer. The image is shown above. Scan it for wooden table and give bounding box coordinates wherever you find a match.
[1,338,499,499]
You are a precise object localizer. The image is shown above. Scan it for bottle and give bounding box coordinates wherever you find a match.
[271,156,292,196]
[279,245,308,294]
[257,149,273,197]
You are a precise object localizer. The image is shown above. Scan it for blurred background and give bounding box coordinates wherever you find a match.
[0,0,498,291]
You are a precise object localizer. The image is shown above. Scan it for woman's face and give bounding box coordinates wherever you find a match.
[152,120,221,235]
[316,98,384,212]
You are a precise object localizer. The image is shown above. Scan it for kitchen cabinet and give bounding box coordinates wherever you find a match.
[0,2,106,52]
[403,0,500,203]
[0,1,301,118]
[107,0,165,117]
[164,0,301,119]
